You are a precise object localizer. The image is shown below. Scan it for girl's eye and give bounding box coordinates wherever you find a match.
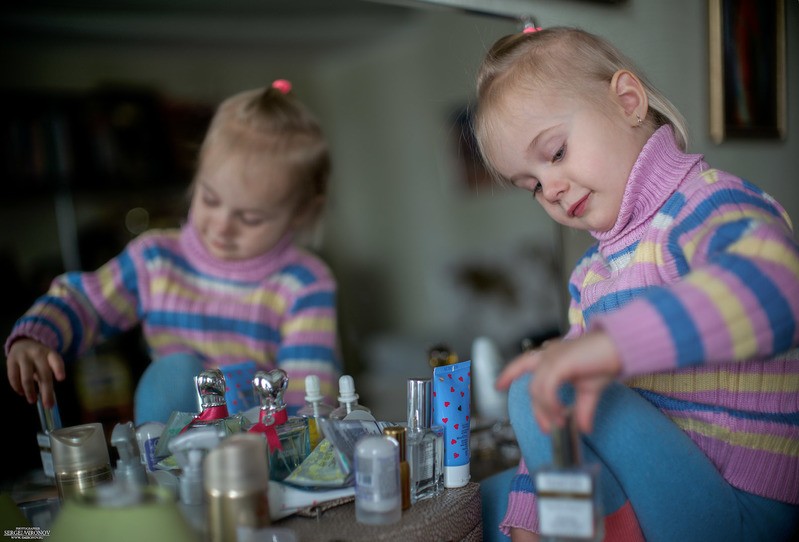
[552,145,566,162]
[202,194,219,207]
[533,182,543,195]
[238,213,267,227]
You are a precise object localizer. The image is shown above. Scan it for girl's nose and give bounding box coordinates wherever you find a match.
[540,176,568,203]
[212,211,236,236]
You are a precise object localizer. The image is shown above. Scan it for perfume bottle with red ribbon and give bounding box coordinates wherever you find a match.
[248,368,310,481]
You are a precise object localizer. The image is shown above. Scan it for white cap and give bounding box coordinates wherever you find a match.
[305,375,323,403]
[337,375,358,403]
[444,463,470,488]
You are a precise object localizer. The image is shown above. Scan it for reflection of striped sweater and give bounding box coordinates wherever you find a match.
[5,222,341,409]
[503,126,799,530]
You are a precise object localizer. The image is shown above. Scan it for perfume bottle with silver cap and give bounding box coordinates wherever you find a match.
[406,377,444,503]
[249,369,310,481]
[534,410,603,541]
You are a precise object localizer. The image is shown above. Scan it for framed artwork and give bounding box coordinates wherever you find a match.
[708,0,786,143]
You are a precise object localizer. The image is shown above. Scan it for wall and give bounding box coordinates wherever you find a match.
[1,0,797,421]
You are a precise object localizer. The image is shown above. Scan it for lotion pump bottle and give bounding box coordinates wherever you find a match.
[330,375,373,420]
[534,411,603,541]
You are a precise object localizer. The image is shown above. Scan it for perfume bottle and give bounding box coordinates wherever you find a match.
[329,375,373,420]
[183,368,231,432]
[296,375,335,450]
[406,378,444,503]
[250,369,310,481]
[534,411,603,541]
[383,426,410,511]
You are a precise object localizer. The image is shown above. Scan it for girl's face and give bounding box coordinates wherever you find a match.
[487,83,645,232]
[190,148,306,261]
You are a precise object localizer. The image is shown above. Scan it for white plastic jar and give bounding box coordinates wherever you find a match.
[354,435,401,525]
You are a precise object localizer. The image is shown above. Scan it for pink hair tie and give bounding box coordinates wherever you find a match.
[271,79,292,94]
[522,25,542,34]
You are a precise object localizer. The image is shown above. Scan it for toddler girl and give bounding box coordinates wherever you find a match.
[475,27,799,542]
[5,80,341,424]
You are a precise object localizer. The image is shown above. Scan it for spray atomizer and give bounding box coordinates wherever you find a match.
[249,369,310,481]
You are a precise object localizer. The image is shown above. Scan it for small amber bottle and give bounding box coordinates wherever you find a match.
[383,425,411,510]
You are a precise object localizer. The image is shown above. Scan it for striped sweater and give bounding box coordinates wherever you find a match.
[502,126,799,532]
[4,221,341,409]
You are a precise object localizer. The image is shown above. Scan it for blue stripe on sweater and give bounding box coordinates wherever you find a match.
[607,240,639,264]
[648,286,704,367]
[283,264,317,286]
[293,291,335,311]
[583,287,648,326]
[668,188,785,277]
[718,254,795,353]
[279,345,339,368]
[24,295,84,361]
[147,311,280,341]
[510,472,535,494]
[635,388,799,425]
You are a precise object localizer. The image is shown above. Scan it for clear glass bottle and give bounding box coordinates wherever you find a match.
[534,410,603,542]
[329,375,373,420]
[296,375,335,450]
[406,378,444,503]
[250,369,310,481]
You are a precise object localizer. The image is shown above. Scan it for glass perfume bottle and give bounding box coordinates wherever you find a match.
[250,369,310,481]
[296,375,335,450]
[534,410,603,541]
[329,375,373,420]
[406,378,444,503]
[183,368,232,432]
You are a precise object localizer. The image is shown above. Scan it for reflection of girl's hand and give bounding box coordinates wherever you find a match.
[496,331,621,434]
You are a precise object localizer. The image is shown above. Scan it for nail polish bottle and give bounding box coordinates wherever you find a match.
[250,369,310,481]
[534,411,603,541]
[405,378,444,503]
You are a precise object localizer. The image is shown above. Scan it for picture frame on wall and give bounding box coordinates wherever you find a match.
[708,0,786,143]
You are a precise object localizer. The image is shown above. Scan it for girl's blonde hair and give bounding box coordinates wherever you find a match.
[199,84,330,214]
[474,27,687,183]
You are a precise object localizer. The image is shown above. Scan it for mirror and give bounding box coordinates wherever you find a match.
[0,0,593,424]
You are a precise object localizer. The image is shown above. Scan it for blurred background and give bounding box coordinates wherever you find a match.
[1,0,797,480]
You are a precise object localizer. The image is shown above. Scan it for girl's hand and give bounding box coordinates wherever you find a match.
[6,338,66,409]
[495,330,621,434]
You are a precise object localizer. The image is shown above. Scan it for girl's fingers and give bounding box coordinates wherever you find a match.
[47,351,66,381]
[495,350,540,390]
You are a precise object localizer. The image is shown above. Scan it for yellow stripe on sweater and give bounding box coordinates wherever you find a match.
[672,416,799,457]
[684,269,756,359]
[627,370,799,394]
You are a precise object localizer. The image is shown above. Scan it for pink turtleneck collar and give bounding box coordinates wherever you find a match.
[179,218,296,282]
[590,125,705,253]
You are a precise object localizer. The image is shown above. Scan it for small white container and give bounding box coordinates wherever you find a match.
[354,435,401,525]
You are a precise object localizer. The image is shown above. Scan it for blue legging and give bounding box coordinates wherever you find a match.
[133,353,205,425]
[481,374,798,542]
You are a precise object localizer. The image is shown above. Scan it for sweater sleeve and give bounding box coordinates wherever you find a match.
[277,274,341,410]
[593,171,799,376]
[499,459,540,535]
[4,238,145,362]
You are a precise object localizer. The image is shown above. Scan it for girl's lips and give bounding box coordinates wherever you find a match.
[568,194,589,218]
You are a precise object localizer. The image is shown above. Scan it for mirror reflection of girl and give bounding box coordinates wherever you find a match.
[475,27,799,542]
[5,80,342,424]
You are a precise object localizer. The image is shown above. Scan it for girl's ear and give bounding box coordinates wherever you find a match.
[609,70,649,126]
[291,194,325,230]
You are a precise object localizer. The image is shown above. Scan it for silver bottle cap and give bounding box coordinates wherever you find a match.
[196,368,227,409]
[407,378,432,430]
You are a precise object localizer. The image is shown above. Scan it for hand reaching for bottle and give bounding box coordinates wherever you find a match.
[6,338,66,409]
[495,330,622,434]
